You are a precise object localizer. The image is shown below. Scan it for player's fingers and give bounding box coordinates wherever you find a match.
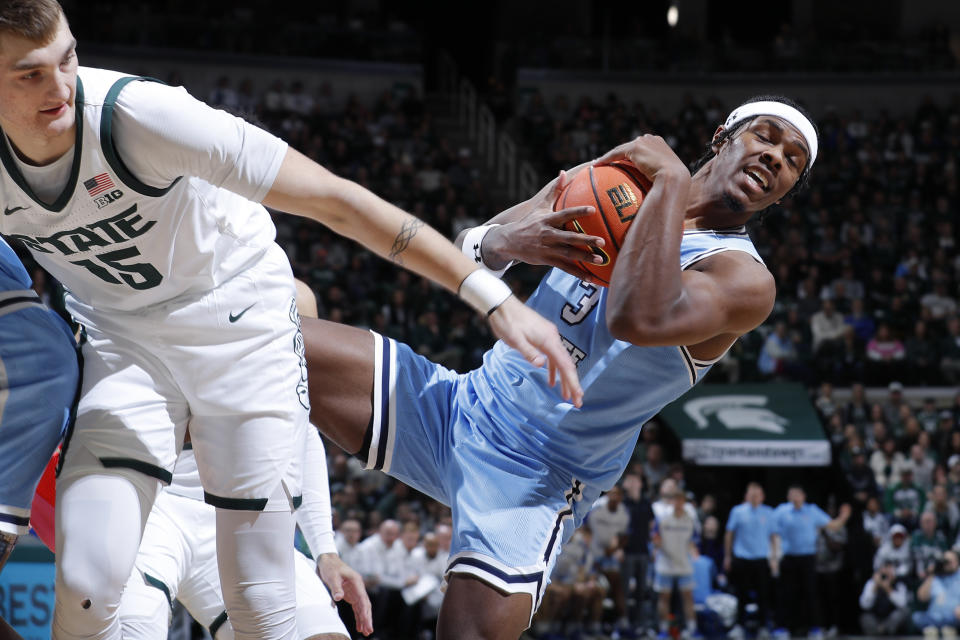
[551,245,605,266]
[550,170,568,198]
[549,205,597,226]
[552,226,605,249]
[534,329,582,405]
[593,144,631,166]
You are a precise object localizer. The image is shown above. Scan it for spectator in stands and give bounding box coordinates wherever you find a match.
[872,438,908,490]
[376,522,423,639]
[816,502,848,638]
[913,549,960,636]
[622,472,655,633]
[588,485,631,631]
[941,316,960,384]
[911,443,938,492]
[885,463,925,529]
[859,559,910,636]
[645,444,669,494]
[810,299,847,356]
[843,382,871,429]
[906,320,941,384]
[846,447,880,506]
[724,482,777,636]
[773,485,851,640]
[936,411,957,460]
[918,398,940,434]
[926,484,960,542]
[866,325,906,384]
[874,524,913,581]
[699,516,724,577]
[410,531,447,636]
[653,487,700,640]
[536,527,606,639]
[336,518,366,578]
[356,518,400,626]
[914,511,949,582]
[758,321,800,379]
[844,297,875,342]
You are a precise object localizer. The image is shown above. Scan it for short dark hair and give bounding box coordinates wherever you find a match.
[0,0,64,47]
[691,95,818,199]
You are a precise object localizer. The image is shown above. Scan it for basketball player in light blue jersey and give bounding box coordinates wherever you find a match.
[0,238,78,573]
[300,96,818,640]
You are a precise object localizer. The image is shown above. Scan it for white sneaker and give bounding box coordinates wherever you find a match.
[924,625,940,640]
[942,627,957,640]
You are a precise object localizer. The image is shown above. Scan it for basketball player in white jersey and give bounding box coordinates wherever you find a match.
[118,283,370,640]
[297,96,817,639]
[0,3,581,639]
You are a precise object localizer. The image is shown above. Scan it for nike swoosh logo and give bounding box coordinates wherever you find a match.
[228,303,256,323]
[3,206,27,216]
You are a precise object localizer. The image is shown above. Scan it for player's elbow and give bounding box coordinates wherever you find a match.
[606,306,673,345]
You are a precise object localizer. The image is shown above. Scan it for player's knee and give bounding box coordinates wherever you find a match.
[221,581,296,639]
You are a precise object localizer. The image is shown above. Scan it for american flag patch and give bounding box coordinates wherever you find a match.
[83,173,115,197]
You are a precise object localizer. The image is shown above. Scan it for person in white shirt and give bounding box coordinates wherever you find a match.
[335,519,366,577]
[653,488,700,639]
[859,560,909,635]
[587,486,631,629]
[356,519,400,593]
[0,4,579,639]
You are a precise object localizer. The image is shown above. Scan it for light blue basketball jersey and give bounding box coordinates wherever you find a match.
[0,237,78,533]
[0,236,31,291]
[463,227,763,490]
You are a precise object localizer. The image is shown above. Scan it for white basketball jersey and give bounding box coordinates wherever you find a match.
[0,67,284,312]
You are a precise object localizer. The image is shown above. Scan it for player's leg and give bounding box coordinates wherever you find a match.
[437,575,532,640]
[0,303,78,573]
[291,550,350,640]
[119,491,200,640]
[54,447,161,640]
[181,248,314,640]
[52,319,185,640]
[436,435,596,640]
[300,317,375,454]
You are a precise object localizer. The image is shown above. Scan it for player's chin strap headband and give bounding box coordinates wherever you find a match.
[724,101,818,168]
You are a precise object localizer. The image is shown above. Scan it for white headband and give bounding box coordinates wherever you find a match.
[723,100,818,168]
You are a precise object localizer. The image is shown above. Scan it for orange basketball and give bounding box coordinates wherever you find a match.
[555,161,651,286]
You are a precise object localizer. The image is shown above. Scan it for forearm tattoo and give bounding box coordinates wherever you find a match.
[388,218,425,265]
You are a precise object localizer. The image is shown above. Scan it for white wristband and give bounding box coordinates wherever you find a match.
[458,269,513,316]
[461,225,516,278]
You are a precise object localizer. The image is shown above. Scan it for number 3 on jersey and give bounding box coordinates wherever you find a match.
[561,282,600,325]
[70,245,163,290]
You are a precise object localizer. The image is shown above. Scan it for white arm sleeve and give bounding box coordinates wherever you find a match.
[111,80,288,202]
[295,428,339,557]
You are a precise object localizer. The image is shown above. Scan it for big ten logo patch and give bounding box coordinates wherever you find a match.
[94,189,124,209]
[0,560,55,638]
[606,183,638,222]
[289,298,310,411]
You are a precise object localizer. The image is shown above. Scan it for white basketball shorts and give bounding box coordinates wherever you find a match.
[60,243,308,510]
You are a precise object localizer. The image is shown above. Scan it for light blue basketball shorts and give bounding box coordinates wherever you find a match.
[0,292,78,535]
[359,332,598,622]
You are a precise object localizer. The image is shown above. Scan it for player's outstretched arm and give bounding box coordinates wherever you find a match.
[263,148,582,406]
[454,167,606,282]
[595,136,774,347]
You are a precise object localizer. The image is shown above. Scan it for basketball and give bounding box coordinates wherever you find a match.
[555,161,652,286]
